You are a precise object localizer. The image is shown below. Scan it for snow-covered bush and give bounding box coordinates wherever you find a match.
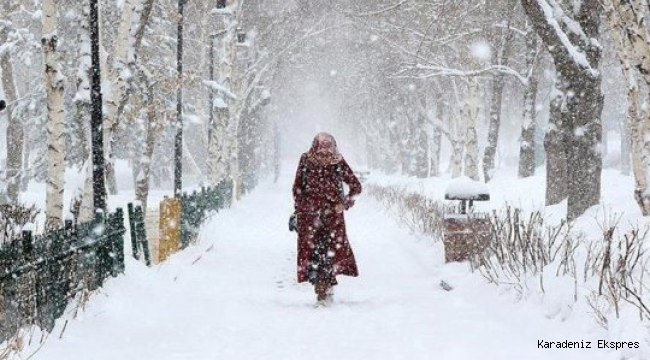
[367,183,650,332]
[0,204,40,244]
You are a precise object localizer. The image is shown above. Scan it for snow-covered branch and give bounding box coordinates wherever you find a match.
[337,0,411,18]
[393,64,528,85]
[522,0,597,76]
[203,80,237,100]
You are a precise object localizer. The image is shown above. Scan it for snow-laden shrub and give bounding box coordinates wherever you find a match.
[0,204,40,245]
[367,183,650,332]
[366,183,453,241]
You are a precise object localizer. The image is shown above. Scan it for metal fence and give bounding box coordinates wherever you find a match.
[127,203,151,266]
[0,209,126,343]
[180,180,233,248]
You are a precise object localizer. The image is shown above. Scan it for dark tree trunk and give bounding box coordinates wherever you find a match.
[564,76,603,221]
[174,0,185,197]
[90,0,106,212]
[545,85,568,206]
[521,0,603,220]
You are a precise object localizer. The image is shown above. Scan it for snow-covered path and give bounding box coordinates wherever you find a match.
[28,178,616,360]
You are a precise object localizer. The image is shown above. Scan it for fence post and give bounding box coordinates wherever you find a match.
[127,203,140,260]
[21,230,34,324]
[211,186,219,211]
[113,208,125,275]
[134,206,151,266]
[180,192,190,249]
[93,211,106,288]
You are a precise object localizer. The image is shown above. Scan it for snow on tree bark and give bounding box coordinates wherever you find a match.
[72,0,94,223]
[545,84,568,206]
[463,80,480,181]
[208,8,234,186]
[430,98,443,178]
[606,0,650,215]
[420,92,442,177]
[103,0,152,195]
[135,75,157,215]
[42,0,66,229]
[521,0,603,221]
[482,74,505,183]
[0,5,23,204]
[518,22,538,178]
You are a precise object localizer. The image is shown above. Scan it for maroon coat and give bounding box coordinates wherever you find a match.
[292,153,362,283]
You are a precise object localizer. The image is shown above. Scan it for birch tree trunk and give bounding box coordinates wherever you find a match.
[482,74,505,182]
[621,116,631,176]
[135,77,157,215]
[208,9,233,185]
[482,22,514,183]
[607,0,650,215]
[74,0,94,223]
[0,9,22,204]
[448,110,464,178]
[518,23,538,178]
[42,0,66,229]
[464,81,480,181]
[103,0,137,195]
[430,112,442,177]
[229,2,246,201]
[427,93,443,177]
[103,0,154,195]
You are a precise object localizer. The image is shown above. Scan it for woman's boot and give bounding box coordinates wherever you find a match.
[315,280,329,302]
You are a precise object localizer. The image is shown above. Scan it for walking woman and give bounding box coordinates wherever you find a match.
[292,132,362,304]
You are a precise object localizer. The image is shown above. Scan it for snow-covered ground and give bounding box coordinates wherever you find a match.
[15,164,647,360]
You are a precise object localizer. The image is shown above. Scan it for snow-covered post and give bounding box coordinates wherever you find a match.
[42,0,66,229]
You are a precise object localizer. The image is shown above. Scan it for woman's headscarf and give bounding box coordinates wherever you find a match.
[306,132,343,166]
